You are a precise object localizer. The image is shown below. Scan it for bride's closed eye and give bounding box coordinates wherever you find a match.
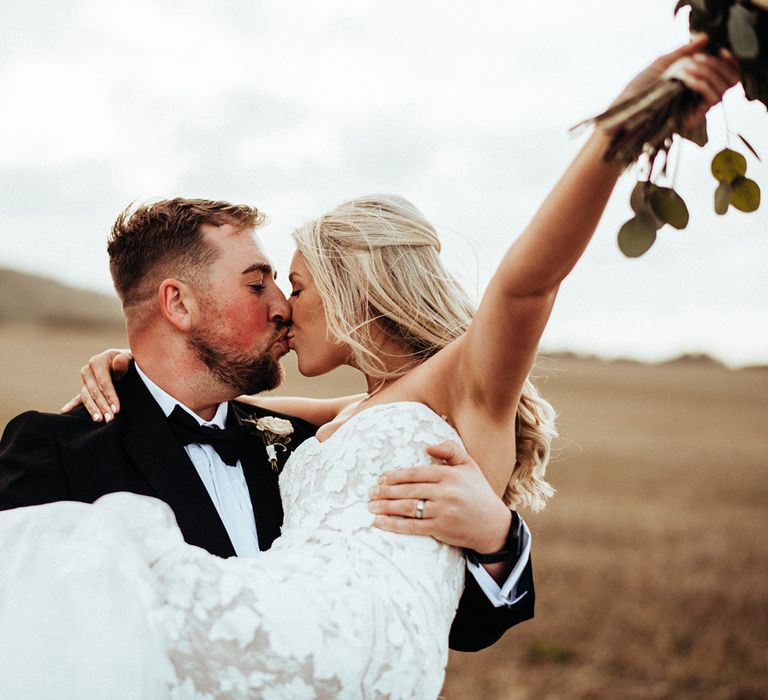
[290,289,301,298]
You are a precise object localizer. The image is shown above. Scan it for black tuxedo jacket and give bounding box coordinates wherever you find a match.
[0,363,533,651]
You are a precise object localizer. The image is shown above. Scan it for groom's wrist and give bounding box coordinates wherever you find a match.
[466,510,521,564]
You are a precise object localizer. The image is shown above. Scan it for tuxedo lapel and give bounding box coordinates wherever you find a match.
[119,365,236,558]
[229,403,283,551]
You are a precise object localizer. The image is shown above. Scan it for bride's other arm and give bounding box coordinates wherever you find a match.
[61,347,364,427]
[234,394,367,427]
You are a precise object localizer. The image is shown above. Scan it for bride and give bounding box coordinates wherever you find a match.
[0,38,737,699]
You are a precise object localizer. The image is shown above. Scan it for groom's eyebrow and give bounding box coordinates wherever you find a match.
[241,263,277,280]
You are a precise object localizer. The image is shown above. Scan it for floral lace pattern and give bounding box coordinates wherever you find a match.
[160,401,465,699]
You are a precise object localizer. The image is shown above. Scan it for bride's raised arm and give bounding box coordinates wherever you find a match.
[447,36,738,423]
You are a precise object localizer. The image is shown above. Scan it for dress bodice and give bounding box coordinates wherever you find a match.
[280,402,455,527]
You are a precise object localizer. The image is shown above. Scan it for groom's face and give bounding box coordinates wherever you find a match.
[187,223,292,394]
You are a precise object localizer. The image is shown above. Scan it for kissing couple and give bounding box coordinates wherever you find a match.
[0,37,738,700]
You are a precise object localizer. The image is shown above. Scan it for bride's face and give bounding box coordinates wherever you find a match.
[287,251,349,376]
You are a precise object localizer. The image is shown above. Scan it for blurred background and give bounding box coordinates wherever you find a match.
[1,1,766,698]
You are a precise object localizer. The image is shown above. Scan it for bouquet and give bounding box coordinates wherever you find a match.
[577,0,767,257]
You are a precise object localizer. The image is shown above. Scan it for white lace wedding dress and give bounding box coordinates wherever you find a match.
[0,402,465,699]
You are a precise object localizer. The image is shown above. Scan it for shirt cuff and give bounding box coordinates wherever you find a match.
[465,520,531,608]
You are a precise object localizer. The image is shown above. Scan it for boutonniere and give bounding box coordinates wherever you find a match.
[242,415,294,472]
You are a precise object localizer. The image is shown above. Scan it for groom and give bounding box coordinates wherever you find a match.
[0,197,534,651]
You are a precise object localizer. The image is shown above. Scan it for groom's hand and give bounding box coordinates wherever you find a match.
[369,440,512,555]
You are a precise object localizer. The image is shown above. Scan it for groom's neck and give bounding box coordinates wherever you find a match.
[132,348,235,422]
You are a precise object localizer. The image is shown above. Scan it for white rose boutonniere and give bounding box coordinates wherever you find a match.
[242,415,294,472]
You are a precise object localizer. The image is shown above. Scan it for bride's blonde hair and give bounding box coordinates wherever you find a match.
[292,195,556,511]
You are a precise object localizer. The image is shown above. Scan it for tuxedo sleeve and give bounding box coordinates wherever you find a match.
[0,412,71,510]
[448,548,535,651]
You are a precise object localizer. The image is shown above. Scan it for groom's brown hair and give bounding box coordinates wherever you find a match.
[108,197,264,308]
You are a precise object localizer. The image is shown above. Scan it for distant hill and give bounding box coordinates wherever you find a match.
[0,267,123,327]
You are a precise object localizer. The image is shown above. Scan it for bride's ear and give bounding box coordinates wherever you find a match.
[158,278,198,332]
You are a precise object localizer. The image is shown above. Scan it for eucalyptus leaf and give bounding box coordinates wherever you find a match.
[618,214,658,258]
[714,181,732,215]
[727,4,760,60]
[649,186,690,229]
[711,148,748,183]
[629,182,648,214]
[730,176,761,212]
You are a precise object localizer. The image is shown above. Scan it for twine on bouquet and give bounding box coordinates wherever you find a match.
[573,0,767,257]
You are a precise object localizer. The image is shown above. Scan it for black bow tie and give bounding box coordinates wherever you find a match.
[167,405,250,466]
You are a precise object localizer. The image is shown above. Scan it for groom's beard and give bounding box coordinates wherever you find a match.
[188,333,284,395]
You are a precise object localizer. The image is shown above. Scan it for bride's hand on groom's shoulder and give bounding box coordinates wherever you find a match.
[59,348,132,421]
[369,440,512,554]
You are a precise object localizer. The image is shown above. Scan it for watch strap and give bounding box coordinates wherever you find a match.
[467,510,522,564]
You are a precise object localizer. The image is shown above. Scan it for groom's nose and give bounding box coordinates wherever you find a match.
[268,290,292,325]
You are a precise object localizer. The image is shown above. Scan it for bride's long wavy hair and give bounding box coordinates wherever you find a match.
[292,195,557,511]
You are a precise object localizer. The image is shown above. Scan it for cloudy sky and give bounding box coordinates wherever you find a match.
[1,0,766,366]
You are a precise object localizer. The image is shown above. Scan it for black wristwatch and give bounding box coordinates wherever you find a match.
[467,510,523,564]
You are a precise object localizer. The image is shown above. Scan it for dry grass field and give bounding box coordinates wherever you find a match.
[1,321,766,699]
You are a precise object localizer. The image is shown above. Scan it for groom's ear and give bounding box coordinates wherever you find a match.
[158,278,198,332]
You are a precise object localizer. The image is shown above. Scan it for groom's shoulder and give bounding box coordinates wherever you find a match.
[1,404,120,448]
[0,405,128,509]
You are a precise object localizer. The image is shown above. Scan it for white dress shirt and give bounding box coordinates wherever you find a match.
[135,364,530,605]
[136,364,261,557]
[467,523,531,607]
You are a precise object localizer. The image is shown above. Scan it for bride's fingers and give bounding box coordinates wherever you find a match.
[79,383,104,422]
[369,483,439,501]
[89,355,122,416]
[666,33,709,62]
[378,465,445,485]
[369,498,434,519]
[372,515,432,536]
[685,64,731,103]
[667,58,726,105]
[692,53,740,90]
[59,395,83,413]
[425,440,470,465]
[80,365,112,422]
